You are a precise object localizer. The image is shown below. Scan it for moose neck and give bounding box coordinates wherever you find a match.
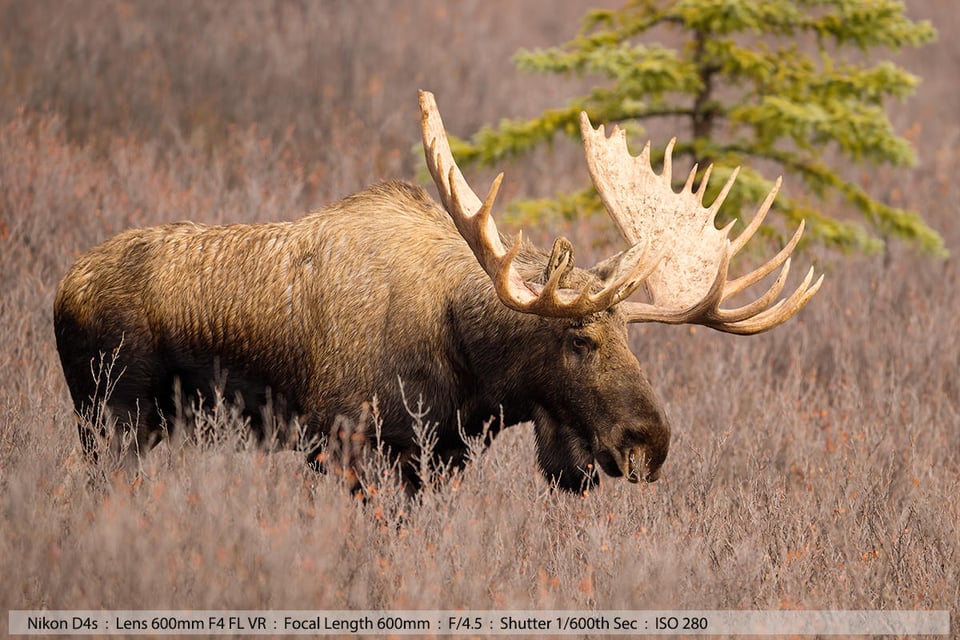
[446,257,559,428]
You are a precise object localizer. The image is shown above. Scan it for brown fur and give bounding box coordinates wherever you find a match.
[54,180,670,491]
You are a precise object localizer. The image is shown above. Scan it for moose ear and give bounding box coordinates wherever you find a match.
[588,246,651,298]
[587,250,623,282]
[591,247,647,285]
[542,237,576,286]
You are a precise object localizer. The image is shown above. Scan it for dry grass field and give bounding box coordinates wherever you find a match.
[0,1,957,637]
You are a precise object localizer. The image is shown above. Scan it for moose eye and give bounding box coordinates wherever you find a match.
[570,336,595,352]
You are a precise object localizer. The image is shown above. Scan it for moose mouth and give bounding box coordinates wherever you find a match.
[595,445,661,483]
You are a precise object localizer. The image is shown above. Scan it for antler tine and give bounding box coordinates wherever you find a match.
[714,258,792,324]
[578,111,822,334]
[420,91,658,319]
[719,267,824,335]
[421,95,489,239]
[730,176,781,256]
[682,162,699,193]
[724,219,806,299]
[707,166,741,222]
[695,164,714,205]
[443,161,511,278]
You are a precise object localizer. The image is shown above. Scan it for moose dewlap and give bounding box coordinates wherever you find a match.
[53,90,821,492]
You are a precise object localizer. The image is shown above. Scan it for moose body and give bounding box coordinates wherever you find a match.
[54,91,820,491]
[56,181,665,489]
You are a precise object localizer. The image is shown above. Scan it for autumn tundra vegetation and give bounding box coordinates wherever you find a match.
[1,0,957,622]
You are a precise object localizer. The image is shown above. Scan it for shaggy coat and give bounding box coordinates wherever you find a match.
[55,180,670,491]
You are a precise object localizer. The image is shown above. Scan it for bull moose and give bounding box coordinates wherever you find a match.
[53,91,821,491]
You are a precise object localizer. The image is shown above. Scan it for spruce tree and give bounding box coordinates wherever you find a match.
[453,0,944,256]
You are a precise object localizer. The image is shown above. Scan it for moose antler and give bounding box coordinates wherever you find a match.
[419,91,821,331]
[579,115,823,335]
[420,90,661,318]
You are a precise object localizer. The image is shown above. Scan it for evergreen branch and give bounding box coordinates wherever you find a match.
[456,0,945,257]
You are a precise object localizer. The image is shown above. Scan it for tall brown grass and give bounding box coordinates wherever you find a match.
[0,0,956,635]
